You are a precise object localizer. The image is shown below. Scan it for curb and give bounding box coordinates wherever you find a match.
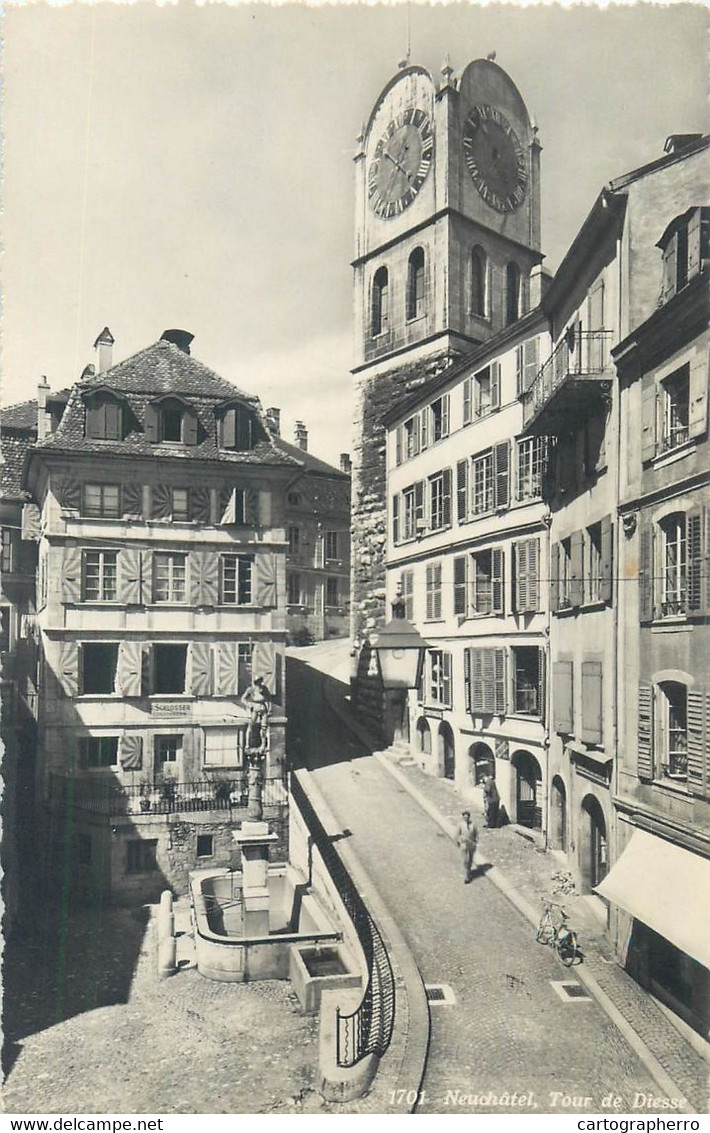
[374,751,697,1116]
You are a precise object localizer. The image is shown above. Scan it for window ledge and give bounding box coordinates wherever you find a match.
[580,599,608,613]
[648,776,690,797]
[405,313,427,326]
[649,438,697,469]
[651,619,693,633]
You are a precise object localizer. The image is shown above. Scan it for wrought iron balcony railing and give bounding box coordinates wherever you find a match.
[521,330,613,433]
[47,773,289,817]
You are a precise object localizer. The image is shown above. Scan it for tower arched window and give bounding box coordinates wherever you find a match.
[372,267,389,337]
[506,262,521,326]
[470,246,488,317]
[406,248,426,320]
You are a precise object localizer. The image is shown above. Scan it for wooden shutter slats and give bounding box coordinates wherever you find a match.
[494,440,510,510]
[144,404,159,443]
[183,408,198,446]
[392,494,399,544]
[641,384,657,463]
[151,484,172,520]
[494,648,506,715]
[581,661,603,745]
[600,515,613,603]
[570,531,584,608]
[254,554,277,608]
[687,509,703,612]
[492,547,504,614]
[553,660,573,734]
[442,468,452,527]
[687,689,709,798]
[688,355,709,440]
[637,682,654,781]
[21,503,41,541]
[550,541,560,614]
[453,556,467,615]
[62,546,82,603]
[638,521,654,623]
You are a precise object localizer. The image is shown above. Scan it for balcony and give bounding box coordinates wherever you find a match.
[521,331,613,435]
[47,772,289,817]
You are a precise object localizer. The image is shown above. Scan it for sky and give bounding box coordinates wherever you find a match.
[3,1,708,465]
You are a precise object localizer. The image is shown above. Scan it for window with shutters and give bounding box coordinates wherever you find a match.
[2,528,16,573]
[372,267,389,337]
[473,364,499,418]
[513,538,540,614]
[585,524,603,603]
[153,644,187,695]
[470,246,488,317]
[516,437,549,501]
[430,396,449,443]
[406,248,426,320]
[453,557,467,615]
[428,650,452,706]
[288,525,300,554]
[425,561,442,620]
[512,647,542,716]
[325,577,339,608]
[516,337,540,397]
[221,554,253,604]
[559,538,573,610]
[155,734,182,766]
[429,470,451,531]
[84,392,123,440]
[660,514,687,617]
[287,572,302,606]
[660,366,690,453]
[82,550,118,602]
[658,207,709,305]
[81,643,118,695]
[219,406,255,451]
[154,553,187,603]
[83,484,120,518]
[403,414,421,459]
[80,736,119,769]
[325,531,339,560]
[402,482,425,540]
[472,451,494,515]
[401,570,414,620]
[126,839,158,874]
[172,488,190,522]
[471,548,504,616]
[658,682,688,780]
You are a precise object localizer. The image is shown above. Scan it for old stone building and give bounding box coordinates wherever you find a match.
[22,328,297,903]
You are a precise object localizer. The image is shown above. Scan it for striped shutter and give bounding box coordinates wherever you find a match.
[57,477,81,511]
[62,546,83,603]
[457,460,469,522]
[524,339,539,391]
[151,484,172,520]
[494,441,510,509]
[600,515,613,603]
[494,648,506,715]
[492,548,504,614]
[191,486,211,524]
[687,509,703,613]
[550,542,560,613]
[514,540,527,613]
[117,641,145,697]
[425,565,434,620]
[433,563,442,619]
[21,503,41,541]
[581,661,603,744]
[638,520,654,623]
[217,642,239,696]
[189,551,219,607]
[118,547,143,605]
[637,682,654,781]
[490,362,501,410]
[464,648,472,711]
[252,641,275,692]
[190,641,213,696]
[463,378,472,424]
[527,539,540,612]
[245,488,260,526]
[687,689,709,798]
[442,468,452,527]
[641,383,657,463]
[570,531,584,608]
[141,550,153,603]
[481,649,496,714]
[122,483,142,519]
[453,556,467,615]
[469,648,484,713]
[57,641,79,697]
[688,354,709,439]
[120,734,143,771]
[183,408,198,446]
[254,554,277,608]
[392,495,399,544]
[144,404,159,443]
[553,660,573,734]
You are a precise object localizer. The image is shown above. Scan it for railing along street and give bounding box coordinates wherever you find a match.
[47,772,289,816]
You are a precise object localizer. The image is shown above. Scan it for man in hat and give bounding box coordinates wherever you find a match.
[455,810,478,884]
[482,773,500,829]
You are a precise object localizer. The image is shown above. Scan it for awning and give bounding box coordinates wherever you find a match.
[596,828,710,970]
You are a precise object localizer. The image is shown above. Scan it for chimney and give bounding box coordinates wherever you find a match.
[340,452,352,475]
[294,420,308,451]
[93,326,115,373]
[265,407,281,436]
[36,376,50,441]
[160,329,194,355]
[664,133,702,156]
[529,264,553,308]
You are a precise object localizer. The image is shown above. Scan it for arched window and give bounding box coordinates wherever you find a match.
[470,247,487,317]
[506,262,521,326]
[372,267,389,337]
[406,248,426,320]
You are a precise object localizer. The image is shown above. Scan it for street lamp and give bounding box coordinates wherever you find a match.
[370,592,429,745]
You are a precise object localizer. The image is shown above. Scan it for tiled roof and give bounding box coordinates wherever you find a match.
[1,400,38,432]
[273,436,350,479]
[85,339,258,402]
[2,433,33,500]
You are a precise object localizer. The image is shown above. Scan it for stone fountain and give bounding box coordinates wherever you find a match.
[232,716,278,937]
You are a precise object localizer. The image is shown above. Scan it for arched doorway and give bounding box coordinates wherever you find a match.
[438,722,455,780]
[416,717,431,756]
[580,794,608,892]
[550,776,567,851]
[511,749,542,829]
[468,742,494,786]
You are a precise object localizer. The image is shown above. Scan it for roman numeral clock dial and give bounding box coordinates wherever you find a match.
[368,108,433,219]
[463,104,528,213]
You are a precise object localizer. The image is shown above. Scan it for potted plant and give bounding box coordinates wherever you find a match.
[156,769,177,811]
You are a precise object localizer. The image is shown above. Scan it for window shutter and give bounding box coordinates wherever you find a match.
[144,404,159,443]
[570,530,584,608]
[21,502,41,541]
[470,648,484,713]
[57,477,81,511]
[122,483,142,519]
[537,648,546,726]
[118,547,143,605]
[464,648,472,712]
[688,355,708,440]
[550,542,560,613]
[190,641,213,696]
[524,338,539,390]
[494,440,510,509]
[687,508,703,612]
[637,682,654,781]
[141,550,153,604]
[254,554,277,608]
[516,346,524,397]
[552,660,573,734]
[245,488,260,525]
[252,641,275,692]
[117,641,145,698]
[706,509,710,614]
[415,480,425,525]
[442,468,452,526]
[687,209,702,278]
[491,548,504,614]
[490,362,501,410]
[151,484,172,520]
[425,564,434,620]
[661,233,678,303]
[494,648,506,715]
[217,642,239,696]
[85,402,103,439]
[237,410,252,451]
[581,661,603,744]
[456,460,469,522]
[687,689,709,798]
[638,520,654,623]
[221,410,237,450]
[600,515,613,603]
[392,494,399,544]
[62,546,82,603]
[514,540,527,613]
[189,551,219,607]
[453,556,467,615]
[105,400,122,440]
[441,395,450,437]
[396,425,403,464]
[119,734,143,772]
[481,649,496,714]
[527,538,540,612]
[463,378,472,424]
[412,415,421,456]
[183,408,198,446]
[420,408,428,450]
[189,486,210,524]
[433,563,442,619]
[57,641,79,697]
[641,383,657,462]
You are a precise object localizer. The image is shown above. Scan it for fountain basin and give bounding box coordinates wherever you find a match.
[289,943,361,1015]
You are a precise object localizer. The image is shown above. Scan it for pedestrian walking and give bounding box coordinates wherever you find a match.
[482,773,500,829]
[455,810,478,884]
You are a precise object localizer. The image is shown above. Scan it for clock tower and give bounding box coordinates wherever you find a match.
[351,57,543,641]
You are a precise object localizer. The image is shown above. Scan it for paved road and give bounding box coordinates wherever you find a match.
[287,653,663,1116]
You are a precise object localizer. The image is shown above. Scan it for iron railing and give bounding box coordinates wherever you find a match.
[521,330,612,429]
[291,772,395,1068]
[47,773,289,816]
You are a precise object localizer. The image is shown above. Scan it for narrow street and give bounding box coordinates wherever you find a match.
[287,643,664,1115]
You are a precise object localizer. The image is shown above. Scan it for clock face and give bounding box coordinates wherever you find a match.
[463,104,527,213]
[368,108,433,220]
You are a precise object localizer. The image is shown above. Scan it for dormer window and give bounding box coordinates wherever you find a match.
[218,405,255,451]
[84,390,124,440]
[145,397,198,446]
[658,206,709,306]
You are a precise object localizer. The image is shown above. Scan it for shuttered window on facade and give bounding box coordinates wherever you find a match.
[687,689,710,798]
[453,556,467,615]
[465,647,506,715]
[553,659,573,734]
[581,660,603,744]
[513,537,540,613]
[425,561,442,620]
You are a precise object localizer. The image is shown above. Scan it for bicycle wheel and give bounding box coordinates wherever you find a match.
[556,930,579,967]
[536,916,552,944]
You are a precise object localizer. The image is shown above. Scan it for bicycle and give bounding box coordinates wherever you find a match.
[536,898,581,967]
